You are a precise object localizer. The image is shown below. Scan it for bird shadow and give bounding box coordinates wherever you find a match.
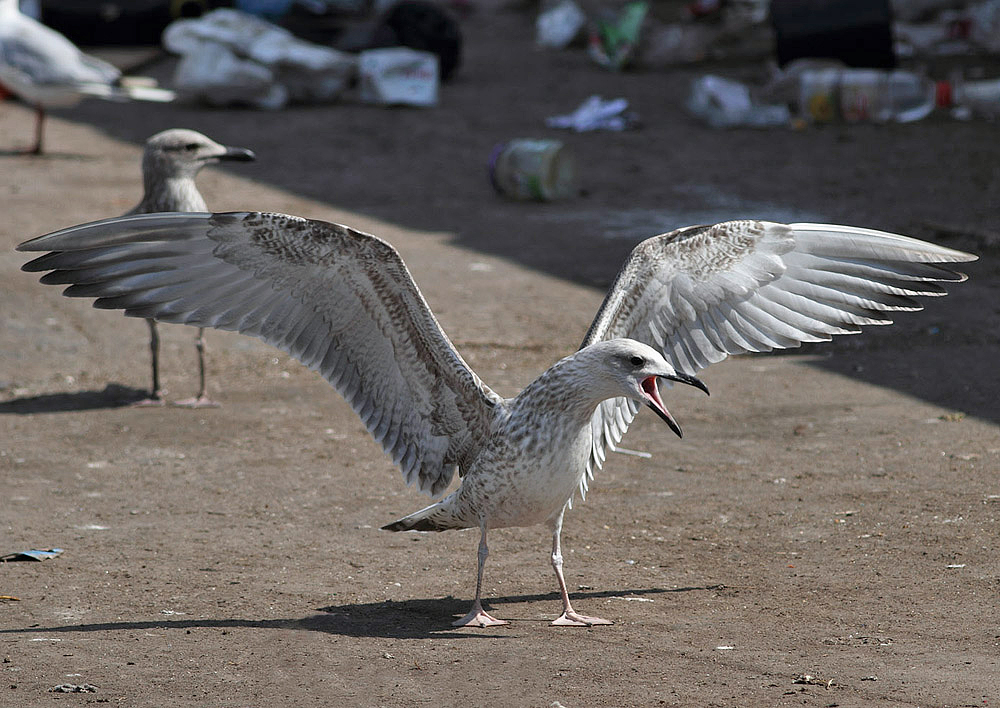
[0,383,148,414]
[0,585,722,640]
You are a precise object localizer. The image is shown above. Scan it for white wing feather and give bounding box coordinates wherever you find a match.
[19,211,503,496]
[580,220,976,479]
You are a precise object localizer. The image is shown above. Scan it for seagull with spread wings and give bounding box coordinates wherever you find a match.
[0,0,174,155]
[18,214,975,627]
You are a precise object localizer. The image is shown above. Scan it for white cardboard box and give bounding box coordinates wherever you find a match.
[359,48,439,107]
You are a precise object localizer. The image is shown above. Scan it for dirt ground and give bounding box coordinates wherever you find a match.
[2,4,1000,707]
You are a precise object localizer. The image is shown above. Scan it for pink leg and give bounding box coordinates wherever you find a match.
[173,328,220,408]
[452,522,508,628]
[14,105,45,155]
[30,106,44,155]
[549,509,611,627]
[132,319,165,407]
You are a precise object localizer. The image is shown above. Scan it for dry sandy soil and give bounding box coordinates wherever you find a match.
[2,5,1000,707]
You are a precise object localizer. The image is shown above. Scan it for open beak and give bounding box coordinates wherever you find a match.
[218,146,256,162]
[641,373,709,439]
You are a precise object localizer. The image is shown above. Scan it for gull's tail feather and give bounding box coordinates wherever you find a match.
[382,496,471,532]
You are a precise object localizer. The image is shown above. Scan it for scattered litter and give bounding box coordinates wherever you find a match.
[895,0,1000,57]
[545,95,639,132]
[939,412,967,422]
[793,674,833,688]
[641,22,719,66]
[0,595,20,602]
[763,60,937,124]
[714,645,735,650]
[49,684,97,693]
[640,0,773,68]
[489,139,576,201]
[946,563,966,569]
[174,42,287,110]
[382,652,395,659]
[0,548,63,562]
[359,48,439,107]
[161,609,187,615]
[691,59,1000,130]
[861,675,879,681]
[164,9,356,109]
[536,0,586,49]
[588,1,648,70]
[686,75,790,128]
[891,0,957,23]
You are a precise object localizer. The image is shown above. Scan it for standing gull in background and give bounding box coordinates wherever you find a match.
[126,129,256,407]
[18,215,975,627]
[0,0,174,155]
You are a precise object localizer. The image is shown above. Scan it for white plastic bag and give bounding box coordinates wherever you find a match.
[686,75,789,128]
[536,0,586,49]
[164,9,356,107]
[173,42,288,109]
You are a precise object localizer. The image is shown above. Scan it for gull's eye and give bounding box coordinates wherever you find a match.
[629,355,645,367]
[184,143,200,151]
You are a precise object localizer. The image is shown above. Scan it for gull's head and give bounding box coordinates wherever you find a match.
[142,128,255,179]
[583,338,709,439]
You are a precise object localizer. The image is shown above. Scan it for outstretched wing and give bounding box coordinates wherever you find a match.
[18,211,503,496]
[579,220,976,478]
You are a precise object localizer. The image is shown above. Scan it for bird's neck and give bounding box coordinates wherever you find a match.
[139,175,208,213]
[512,356,611,427]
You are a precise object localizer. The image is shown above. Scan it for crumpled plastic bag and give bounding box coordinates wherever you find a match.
[686,75,790,128]
[164,8,356,108]
[536,0,587,49]
[545,95,639,131]
[174,42,288,109]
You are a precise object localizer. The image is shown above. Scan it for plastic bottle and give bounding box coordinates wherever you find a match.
[762,61,950,124]
[795,67,946,123]
[950,77,1000,119]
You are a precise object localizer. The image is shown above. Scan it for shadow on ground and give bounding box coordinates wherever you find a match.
[0,585,722,640]
[0,384,148,414]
